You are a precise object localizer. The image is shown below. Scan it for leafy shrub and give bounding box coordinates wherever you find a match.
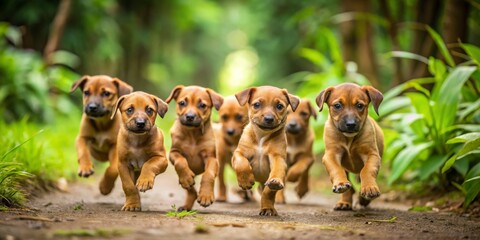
[382,29,480,207]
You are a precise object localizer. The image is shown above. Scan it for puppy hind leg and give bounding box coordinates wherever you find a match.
[259,186,278,216]
[334,186,355,211]
[275,189,286,204]
[294,169,310,199]
[216,154,227,202]
[99,148,119,195]
[179,187,198,212]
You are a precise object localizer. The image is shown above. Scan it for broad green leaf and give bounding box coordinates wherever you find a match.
[444,125,480,134]
[453,158,470,177]
[465,176,480,183]
[463,177,480,208]
[447,132,480,144]
[405,92,433,126]
[298,48,331,70]
[461,43,480,66]
[458,99,480,121]
[442,134,480,173]
[428,57,447,80]
[386,51,429,64]
[418,155,449,181]
[433,66,477,133]
[388,142,433,185]
[378,96,410,118]
[426,26,455,67]
[465,161,480,180]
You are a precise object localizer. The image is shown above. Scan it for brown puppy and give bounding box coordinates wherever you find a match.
[316,83,384,210]
[275,99,317,204]
[232,86,300,216]
[214,96,250,202]
[112,91,169,211]
[166,85,224,211]
[70,75,132,195]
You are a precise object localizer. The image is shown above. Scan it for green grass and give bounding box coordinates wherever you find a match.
[0,112,80,207]
[165,204,198,219]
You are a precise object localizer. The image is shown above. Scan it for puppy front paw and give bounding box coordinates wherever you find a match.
[179,169,196,189]
[334,200,352,211]
[360,184,380,200]
[197,192,214,208]
[237,172,255,190]
[136,176,155,192]
[265,178,284,191]
[332,181,351,193]
[121,202,141,211]
[259,207,278,216]
[78,165,94,177]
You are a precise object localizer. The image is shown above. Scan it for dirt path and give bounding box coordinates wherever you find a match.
[1,168,479,240]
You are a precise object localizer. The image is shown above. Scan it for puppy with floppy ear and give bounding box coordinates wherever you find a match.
[166,85,224,211]
[275,99,317,204]
[232,86,300,216]
[316,83,384,210]
[70,75,133,195]
[112,91,169,211]
[213,96,251,202]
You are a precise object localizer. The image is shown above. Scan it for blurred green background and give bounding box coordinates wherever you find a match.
[1,0,479,210]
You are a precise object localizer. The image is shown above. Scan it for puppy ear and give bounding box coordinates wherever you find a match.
[111,95,127,119]
[206,88,224,111]
[306,100,317,120]
[112,78,133,96]
[165,85,184,103]
[235,87,255,106]
[70,75,89,93]
[154,96,169,118]
[283,90,300,112]
[315,87,334,112]
[362,86,383,115]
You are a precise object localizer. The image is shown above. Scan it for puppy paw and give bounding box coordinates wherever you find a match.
[136,176,155,192]
[332,182,352,193]
[197,193,214,207]
[265,178,284,191]
[99,177,115,195]
[179,170,196,189]
[216,194,227,202]
[359,195,371,207]
[295,184,309,199]
[177,206,192,212]
[334,200,352,211]
[121,203,141,211]
[259,207,278,216]
[286,168,302,182]
[237,172,255,190]
[360,184,381,200]
[78,165,94,178]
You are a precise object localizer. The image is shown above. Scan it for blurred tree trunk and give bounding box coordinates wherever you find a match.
[339,0,378,88]
[443,0,469,64]
[409,0,443,80]
[43,0,71,65]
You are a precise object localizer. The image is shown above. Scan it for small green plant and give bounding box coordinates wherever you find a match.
[165,204,198,219]
[73,201,84,210]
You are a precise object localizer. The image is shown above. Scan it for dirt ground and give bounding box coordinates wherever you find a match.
[1,167,479,240]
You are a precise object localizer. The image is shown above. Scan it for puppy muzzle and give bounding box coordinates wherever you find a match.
[126,118,151,133]
[84,102,109,118]
[338,117,360,134]
[180,113,202,127]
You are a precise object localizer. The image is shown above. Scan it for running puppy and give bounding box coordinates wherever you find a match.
[316,83,384,210]
[232,86,300,216]
[112,91,169,211]
[70,75,132,195]
[166,85,224,211]
[275,99,317,204]
[214,96,250,202]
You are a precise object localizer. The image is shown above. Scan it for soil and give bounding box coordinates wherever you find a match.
[1,168,479,240]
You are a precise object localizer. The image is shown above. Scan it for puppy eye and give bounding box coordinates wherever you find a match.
[84,90,90,96]
[198,102,207,109]
[356,103,365,110]
[276,103,284,111]
[179,101,186,107]
[102,91,111,97]
[146,107,154,115]
[300,111,309,117]
[333,103,342,110]
[253,102,261,109]
[235,114,243,121]
[221,115,228,121]
[126,107,134,115]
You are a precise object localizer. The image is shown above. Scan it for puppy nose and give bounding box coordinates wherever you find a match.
[135,118,146,128]
[264,115,274,124]
[345,120,357,130]
[186,113,195,122]
[87,103,98,112]
[288,121,297,128]
[226,128,235,135]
